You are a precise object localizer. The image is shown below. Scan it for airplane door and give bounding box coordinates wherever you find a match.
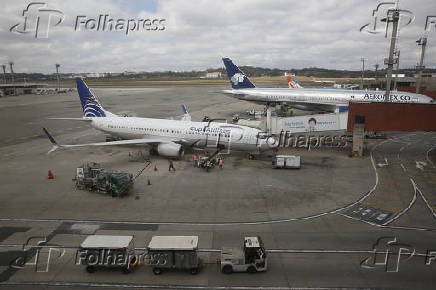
[214,125,244,153]
[226,126,244,153]
[228,127,243,142]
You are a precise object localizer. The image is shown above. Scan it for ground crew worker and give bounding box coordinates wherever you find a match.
[169,160,175,172]
[193,154,198,167]
[218,158,224,169]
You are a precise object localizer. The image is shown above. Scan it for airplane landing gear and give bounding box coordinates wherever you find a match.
[149,148,158,156]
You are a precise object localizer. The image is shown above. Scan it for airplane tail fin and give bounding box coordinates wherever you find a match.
[75,77,115,117]
[286,75,303,88]
[181,104,191,121]
[222,57,255,89]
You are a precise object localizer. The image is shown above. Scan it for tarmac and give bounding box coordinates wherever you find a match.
[0,86,435,289]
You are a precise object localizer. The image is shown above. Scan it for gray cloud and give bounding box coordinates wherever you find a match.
[0,0,435,73]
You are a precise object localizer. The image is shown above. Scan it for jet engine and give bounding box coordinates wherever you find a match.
[157,143,184,158]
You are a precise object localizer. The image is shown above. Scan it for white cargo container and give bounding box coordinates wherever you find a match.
[147,236,200,275]
[272,155,301,169]
[78,235,137,274]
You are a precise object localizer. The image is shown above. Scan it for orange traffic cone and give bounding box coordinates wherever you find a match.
[47,170,54,179]
[154,165,158,171]
[147,179,152,185]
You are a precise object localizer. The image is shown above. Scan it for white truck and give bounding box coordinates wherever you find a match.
[272,155,301,169]
[221,236,267,274]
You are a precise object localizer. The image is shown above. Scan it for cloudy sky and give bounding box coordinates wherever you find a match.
[0,0,435,73]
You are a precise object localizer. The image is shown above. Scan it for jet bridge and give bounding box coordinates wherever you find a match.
[265,112,348,135]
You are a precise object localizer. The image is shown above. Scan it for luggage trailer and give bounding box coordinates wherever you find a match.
[78,235,138,274]
[78,235,267,275]
[147,236,201,275]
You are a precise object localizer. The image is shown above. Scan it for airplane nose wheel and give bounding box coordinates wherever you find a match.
[248,154,255,160]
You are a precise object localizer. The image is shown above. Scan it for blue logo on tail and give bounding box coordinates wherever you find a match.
[76,77,106,117]
[222,58,255,89]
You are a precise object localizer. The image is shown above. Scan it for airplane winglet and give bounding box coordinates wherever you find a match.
[181,104,191,121]
[181,104,189,115]
[42,128,60,154]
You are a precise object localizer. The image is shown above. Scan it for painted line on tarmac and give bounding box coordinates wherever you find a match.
[1,137,432,233]
[382,179,417,225]
[329,138,389,216]
[0,281,300,289]
[0,244,431,258]
[426,147,435,168]
[266,249,430,257]
[336,212,436,232]
[411,178,436,220]
[400,163,407,172]
[0,139,388,227]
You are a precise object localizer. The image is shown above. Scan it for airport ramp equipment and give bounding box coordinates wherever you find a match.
[198,148,222,171]
[78,235,137,273]
[146,236,201,275]
[221,236,267,274]
[272,155,301,169]
[74,162,134,197]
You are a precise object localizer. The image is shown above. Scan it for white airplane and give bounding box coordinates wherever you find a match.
[286,75,303,88]
[222,58,434,113]
[286,76,359,90]
[43,78,276,158]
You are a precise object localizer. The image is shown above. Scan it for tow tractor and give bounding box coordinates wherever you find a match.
[221,236,267,274]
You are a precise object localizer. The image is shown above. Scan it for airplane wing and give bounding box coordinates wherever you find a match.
[280,101,348,113]
[42,128,181,154]
[48,118,92,121]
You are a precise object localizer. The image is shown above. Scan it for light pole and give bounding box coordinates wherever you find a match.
[415,36,427,94]
[1,65,6,84]
[393,50,400,91]
[374,64,379,89]
[360,58,365,90]
[9,61,15,95]
[55,64,61,91]
[382,9,400,102]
